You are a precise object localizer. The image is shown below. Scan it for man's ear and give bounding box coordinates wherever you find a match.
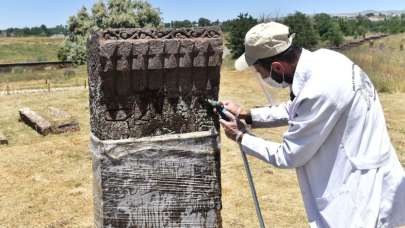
[271,62,284,74]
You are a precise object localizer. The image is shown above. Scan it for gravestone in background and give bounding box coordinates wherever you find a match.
[87,27,223,227]
[0,131,8,145]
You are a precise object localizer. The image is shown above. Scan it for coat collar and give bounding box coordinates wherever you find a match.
[291,48,314,97]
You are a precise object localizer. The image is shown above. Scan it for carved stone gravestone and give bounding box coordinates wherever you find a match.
[87,27,223,227]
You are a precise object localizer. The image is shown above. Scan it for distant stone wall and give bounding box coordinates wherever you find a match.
[87,27,223,227]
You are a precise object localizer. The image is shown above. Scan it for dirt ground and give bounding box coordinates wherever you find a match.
[0,67,404,227]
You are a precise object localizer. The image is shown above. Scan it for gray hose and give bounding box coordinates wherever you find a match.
[238,142,266,228]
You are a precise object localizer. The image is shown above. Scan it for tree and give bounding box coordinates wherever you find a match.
[226,13,258,59]
[198,18,211,27]
[313,13,333,38]
[58,0,161,64]
[338,18,356,36]
[170,20,193,28]
[323,23,344,47]
[283,12,319,49]
[313,13,344,46]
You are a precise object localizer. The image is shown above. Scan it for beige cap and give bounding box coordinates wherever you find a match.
[234,22,295,71]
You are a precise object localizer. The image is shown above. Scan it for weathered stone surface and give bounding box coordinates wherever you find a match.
[0,131,8,145]
[19,107,80,135]
[87,27,223,227]
[19,107,52,136]
[87,27,223,140]
[46,107,80,134]
[91,131,221,228]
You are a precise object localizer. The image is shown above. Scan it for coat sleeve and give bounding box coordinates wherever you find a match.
[241,93,342,168]
[250,101,291,128]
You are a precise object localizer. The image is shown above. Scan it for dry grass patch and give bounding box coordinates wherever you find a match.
[0,66,404,227]
[343,33,405,93]
[0,91,93,227]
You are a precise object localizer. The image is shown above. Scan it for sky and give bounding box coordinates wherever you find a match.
[0,0,404,29]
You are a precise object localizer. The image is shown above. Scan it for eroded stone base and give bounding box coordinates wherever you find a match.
[91,130,221,228]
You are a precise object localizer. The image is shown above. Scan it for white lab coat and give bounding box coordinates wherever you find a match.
[241,49,405,227]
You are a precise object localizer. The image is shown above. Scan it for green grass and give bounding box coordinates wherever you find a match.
[0,66,87,91]
[0,37,85,91]
[0,37,63,64]
[0,37,87,90]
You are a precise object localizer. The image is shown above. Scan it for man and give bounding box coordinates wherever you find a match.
[220,21,405,227]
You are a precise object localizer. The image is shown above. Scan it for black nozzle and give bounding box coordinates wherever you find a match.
[205,99,230,121]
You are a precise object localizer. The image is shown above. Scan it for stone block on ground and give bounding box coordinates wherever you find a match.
[19,107,80,135]
[0,131,8,145]
[43,107,80,134]
[19,107,52,136]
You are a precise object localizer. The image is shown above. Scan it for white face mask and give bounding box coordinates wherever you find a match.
[263,66,290,88]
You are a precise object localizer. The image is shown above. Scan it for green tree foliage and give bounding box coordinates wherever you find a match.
[313,13,344,46]
[314,13,334,37]
[58,0,161,64]
[166,20,194,28]
[2,24,62,37]
[198,18,211,27]
[48,25,68,36]
[226,13,258,59]
[323,23,344,47]
[220,20,232,32]
[283,12,319,49]
[338,18,356,36]
[384,16,405,33]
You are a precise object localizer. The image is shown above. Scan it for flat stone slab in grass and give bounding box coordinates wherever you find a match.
[43,107,80,134]
[19,107,52,136]
[0,131,8,145]
[19,107,80,135]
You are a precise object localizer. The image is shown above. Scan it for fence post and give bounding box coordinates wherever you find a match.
[84,80,87,89]
[6,85,10,95]
[48,83,51,93]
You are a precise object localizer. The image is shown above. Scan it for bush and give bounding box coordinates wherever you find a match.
[58,0,161,65]
[226,13,258,59]
[58,37,87,65]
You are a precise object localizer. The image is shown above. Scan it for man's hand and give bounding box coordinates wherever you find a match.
[219,111,246,142]
[221,100,250,119]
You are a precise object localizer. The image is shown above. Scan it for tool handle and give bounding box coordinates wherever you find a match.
[217,107,231,121]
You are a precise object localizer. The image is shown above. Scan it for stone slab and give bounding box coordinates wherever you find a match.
[46,107,80,134]
[19,107,80,135]
[19,107,52,136]
[0,131,8,145]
